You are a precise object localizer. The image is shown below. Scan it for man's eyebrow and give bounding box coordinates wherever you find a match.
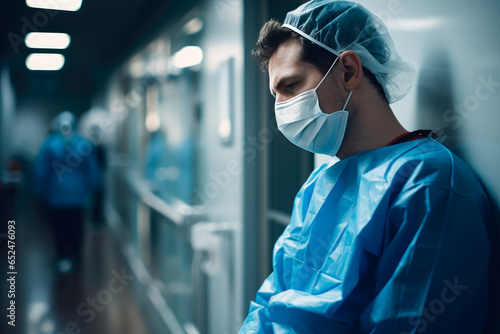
[272,74,302,94]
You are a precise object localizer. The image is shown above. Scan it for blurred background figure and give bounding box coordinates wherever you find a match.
[144,129,168,186]
[88,124,106,228]
[78,107,110,229]
[34,111,98,273]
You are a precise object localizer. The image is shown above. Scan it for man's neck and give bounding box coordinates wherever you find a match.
[337,95,407,160]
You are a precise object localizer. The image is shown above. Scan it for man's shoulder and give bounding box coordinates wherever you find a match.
[392,139,488,203]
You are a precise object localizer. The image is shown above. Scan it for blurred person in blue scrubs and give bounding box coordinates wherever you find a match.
[34,111,99,273]
[87,124,106,228]
[240,1,493,333]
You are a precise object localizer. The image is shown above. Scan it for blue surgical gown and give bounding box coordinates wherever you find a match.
[34,133,99,208]
[240,138,491,333]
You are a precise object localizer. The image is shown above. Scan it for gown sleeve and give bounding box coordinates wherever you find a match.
[238,213,299,333]
[361,181,491,334]
[239,164,359,334]
[239,170,316,334]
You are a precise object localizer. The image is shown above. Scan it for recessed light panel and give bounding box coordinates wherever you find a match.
[26,0,83,12]
[26,53,65,71]
[25,32,71,49]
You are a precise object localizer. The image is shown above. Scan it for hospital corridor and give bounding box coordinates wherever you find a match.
[0,0,500,333]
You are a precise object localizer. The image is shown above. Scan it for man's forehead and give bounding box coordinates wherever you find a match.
[268,39,303,92]
[269,39,302,74]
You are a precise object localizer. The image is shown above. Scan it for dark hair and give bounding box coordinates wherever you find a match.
[252,19,387,102]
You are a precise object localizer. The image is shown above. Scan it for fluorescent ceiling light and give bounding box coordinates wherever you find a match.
[25,32,71,49]
[171,46,203,69]
[26,53,65,71]
[26,0,83,12]
[183,18,203,35]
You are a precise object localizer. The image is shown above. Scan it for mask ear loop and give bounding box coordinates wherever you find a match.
[343,90,354,111]
[315,56,339,90]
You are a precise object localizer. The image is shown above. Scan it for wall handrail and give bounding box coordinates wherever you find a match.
[127,172,204,227]
[267,209,291,227]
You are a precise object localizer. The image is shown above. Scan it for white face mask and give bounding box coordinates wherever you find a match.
[274,57,353,157]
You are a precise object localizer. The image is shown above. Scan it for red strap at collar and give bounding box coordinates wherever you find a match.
[387,130,434,146]
[387,131,411,146]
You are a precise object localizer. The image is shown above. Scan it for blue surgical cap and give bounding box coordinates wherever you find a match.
[52,111,76,134]
[283,0,417,104]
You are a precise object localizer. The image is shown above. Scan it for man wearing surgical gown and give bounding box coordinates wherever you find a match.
[35,112,99,272]
[239,1,492,333]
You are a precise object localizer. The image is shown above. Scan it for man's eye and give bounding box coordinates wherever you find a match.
[286,82,297,90]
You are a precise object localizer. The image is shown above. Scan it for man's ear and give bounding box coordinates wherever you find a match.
[339,51,363,91]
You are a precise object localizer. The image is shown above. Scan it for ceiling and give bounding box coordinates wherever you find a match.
[1,0,196,109]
